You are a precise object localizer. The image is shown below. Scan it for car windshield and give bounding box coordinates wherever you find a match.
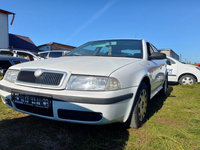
[67,40,143,58]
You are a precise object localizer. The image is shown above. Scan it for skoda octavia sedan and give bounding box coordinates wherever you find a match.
[0,39,167,128]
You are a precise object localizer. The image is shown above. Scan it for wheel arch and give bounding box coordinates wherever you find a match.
[124,76,151,128]
[178,73,198,82]
[138,75,151,99]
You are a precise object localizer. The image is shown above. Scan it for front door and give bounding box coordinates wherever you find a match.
[167,58,178,82]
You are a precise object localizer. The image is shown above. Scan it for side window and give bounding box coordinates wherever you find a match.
[147,42,154,56]
[49,52,63,58]
[149,45,155,54]
[151,45,158,53]
[17,52,34,61]
[40,53,48,58]
[167,58,176,64]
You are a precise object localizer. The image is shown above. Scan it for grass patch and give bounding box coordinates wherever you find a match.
[0,84,200,150]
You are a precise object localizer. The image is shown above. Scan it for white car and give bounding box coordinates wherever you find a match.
[0,49,44,61]
[0,49,14,56]
[39,50,71,59]
[167,56,200,85]
[0,39,167,128]
[13,50,44,61]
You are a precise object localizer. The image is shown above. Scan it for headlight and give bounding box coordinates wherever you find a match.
[4,69,19,83]
[196,67,200,71]
[67,75,121,91]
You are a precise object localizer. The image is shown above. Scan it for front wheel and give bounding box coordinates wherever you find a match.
[124,82,149,128]
[179,75,196,85]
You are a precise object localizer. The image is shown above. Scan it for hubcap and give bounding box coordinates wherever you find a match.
[138,89,148,121]
[182,77,194,85]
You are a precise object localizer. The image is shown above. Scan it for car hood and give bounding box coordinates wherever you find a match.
[10,56,141,76]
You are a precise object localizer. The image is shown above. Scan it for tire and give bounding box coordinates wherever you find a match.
[124,82,149,128]
[160,75,168,96]
[179,74,196,85]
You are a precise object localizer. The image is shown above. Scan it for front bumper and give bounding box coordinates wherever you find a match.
[0,81,138,125]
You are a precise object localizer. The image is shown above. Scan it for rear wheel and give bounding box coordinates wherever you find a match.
[179,74,196,85]
[125,82,149,128]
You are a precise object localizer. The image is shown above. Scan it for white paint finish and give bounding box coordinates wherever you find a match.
[13,50,44,60]
[167,56,200,83]
[0,13,9,49]
[0,39,168,125]
[10,56,142,77]
[0,86,137,124]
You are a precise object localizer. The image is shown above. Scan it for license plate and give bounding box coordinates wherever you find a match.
[11,93,52,109]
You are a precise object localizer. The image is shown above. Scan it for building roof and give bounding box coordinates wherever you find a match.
[0,9,15,15]
[9,34,37,52]
[158,48,177,54]
[38,42,76,49]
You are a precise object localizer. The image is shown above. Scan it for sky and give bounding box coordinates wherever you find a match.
[1,0,200,63]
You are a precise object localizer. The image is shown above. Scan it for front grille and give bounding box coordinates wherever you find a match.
[17,70,64,86]
[58,109,103,121]
[15,103,53,117]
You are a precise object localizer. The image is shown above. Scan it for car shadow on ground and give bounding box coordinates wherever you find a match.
[0,115,129,150]
[145,86,174,122]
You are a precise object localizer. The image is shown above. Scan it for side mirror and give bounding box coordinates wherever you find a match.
[166,60,171,65]
[149,52,166,60]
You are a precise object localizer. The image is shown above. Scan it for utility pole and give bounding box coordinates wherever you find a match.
[180,54,182,62]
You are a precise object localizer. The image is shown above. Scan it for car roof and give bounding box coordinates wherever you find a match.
[90,38,143,42]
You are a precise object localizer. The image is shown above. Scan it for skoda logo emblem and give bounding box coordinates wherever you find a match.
[34,69,43,77]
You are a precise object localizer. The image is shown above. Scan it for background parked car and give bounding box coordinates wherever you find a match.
[167,56,200,85]
[0,55,28,76]
[13,50,44,61]
[39,50,71,58]
[196,63,200,67]
[0,49,14,56]
[0,49,44,61]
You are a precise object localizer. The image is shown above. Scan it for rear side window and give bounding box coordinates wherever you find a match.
[147,43,155,56]
[49,52,63,58]
[0,60,12,69]
[17,52,34,61]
